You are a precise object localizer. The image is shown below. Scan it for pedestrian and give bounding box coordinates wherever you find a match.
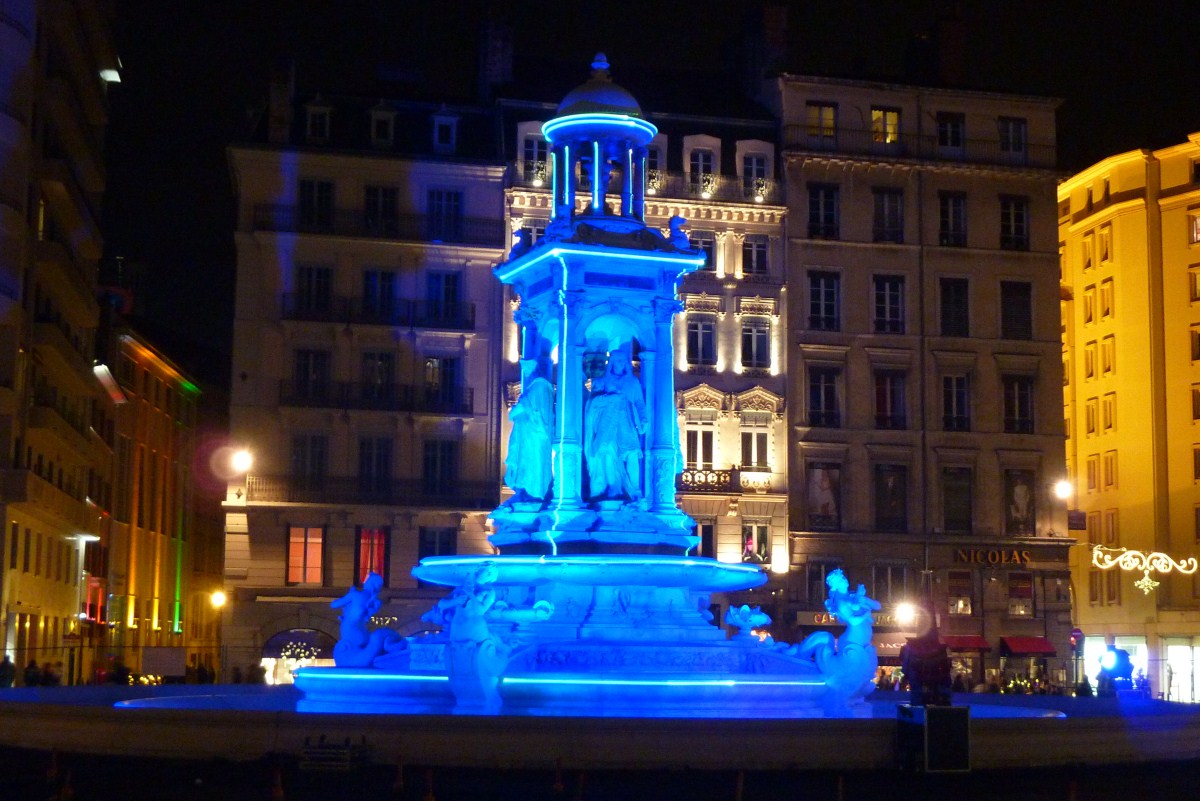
[0,654,15,688]
[230,665,243,684]
[40,662,59,686]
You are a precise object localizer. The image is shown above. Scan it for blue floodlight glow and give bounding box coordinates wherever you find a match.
[500,676,826,688]
[592,140,601,210]
[496,245,705,284]
[542,113,657,144]
[1100,648,1117,671]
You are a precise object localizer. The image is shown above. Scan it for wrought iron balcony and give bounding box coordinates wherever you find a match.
[782,125,1056,169]
[245,475,498,509]
[281,294,476,331]
[677,467,739,493]
[253,204,507,248]
[278,380,473,414]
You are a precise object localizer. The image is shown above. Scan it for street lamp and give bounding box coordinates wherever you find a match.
[210,590,227,609]
[1053,479,1073,502]
[231,449,253,475]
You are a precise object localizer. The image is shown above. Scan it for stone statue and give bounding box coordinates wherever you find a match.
[583,350,646,501]
[667,215,690,250]
[504,361,554,502]
[331,573,404,667]
[725,604,771,640]
[791,569,881,713]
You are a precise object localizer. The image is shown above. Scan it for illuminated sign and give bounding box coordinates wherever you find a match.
[1092,545,1198,594]
[808,612,897,626]
[954,548,1031,566]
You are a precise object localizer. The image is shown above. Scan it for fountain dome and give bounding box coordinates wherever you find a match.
[556,53,642,117]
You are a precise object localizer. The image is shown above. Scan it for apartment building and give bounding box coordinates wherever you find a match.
[223,89,509,678]
[1060,133,1200,701]
[767,75,1072,687]
[0,0,120,683]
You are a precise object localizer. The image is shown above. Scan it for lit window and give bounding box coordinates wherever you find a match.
[742,154,768,200]
[871,107,900,145]
[356,527,390,585]
[947,570,973,615]
[688,149,715,197]
[740,411,771,470]
[523,137,548,185]
[806,466,841,532]
[685,409,717,470]
[806,102,836,145]
[742,522,769,563]
[1007,572,1034,616]
[287,526,324,585]
[1191,214,1200,245]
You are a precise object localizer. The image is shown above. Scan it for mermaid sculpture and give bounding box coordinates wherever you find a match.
[331,573,405,667]
[792,568,881,713]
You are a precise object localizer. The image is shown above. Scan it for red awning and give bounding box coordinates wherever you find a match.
[942,635,991,652]
[1000,636,1056,656]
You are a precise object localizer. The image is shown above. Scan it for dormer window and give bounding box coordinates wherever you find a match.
[433,114,458,154]
[522,136,548,186]
[305,102,331,144]
[370,108,395,149]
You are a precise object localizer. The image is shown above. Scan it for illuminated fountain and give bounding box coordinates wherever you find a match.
[295,56,879,718]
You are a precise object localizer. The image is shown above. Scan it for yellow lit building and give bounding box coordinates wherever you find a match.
[1060,133,1200,701]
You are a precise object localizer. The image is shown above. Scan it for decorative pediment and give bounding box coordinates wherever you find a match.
[678,383,726,412]
[682,292,723,315]
[736,295,777,318]
[734,386,783,415]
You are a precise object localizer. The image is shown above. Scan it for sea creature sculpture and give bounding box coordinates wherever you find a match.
[331,573,404,667]
[792,568,881,713]
[725,604,771,640]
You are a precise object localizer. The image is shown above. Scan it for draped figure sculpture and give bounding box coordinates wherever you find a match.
[504,362,554,502]
[583,350,646,501]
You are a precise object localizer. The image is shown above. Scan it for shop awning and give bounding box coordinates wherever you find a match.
[942,635,991,652]
[1000,636,1056,656]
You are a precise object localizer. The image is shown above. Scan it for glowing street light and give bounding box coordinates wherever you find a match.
[895,601,917,627]
[231,449,253,474]
[1053,479,1073,501]
[210,590,227,609]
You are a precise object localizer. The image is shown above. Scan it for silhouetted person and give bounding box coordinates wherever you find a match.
[230,666,243,684]
[0,655,15,688]
[23,659,42,687]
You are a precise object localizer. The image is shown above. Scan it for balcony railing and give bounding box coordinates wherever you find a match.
[783,126,1056,169]
[281,294,475,331]
[279,380,474,414]
[508,163,784,205]
[677,467,739,493]
[253,204,507,248]
[245,475,498,509]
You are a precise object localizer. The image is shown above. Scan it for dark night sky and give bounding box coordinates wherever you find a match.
[100,0,1200,388]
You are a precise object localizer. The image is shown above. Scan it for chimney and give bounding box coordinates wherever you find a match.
[268,59,295,145]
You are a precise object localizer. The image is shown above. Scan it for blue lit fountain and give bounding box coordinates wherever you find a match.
[295,56,879,718]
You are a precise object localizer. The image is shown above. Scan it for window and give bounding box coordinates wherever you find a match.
[808,271,840,331]
[425,271,462,323]
[1192,326,1200,361]
[293,349,330,401]
[1082,234,1094,272]
[874,370,906,429]
[22,528,30,572]
[358,437,393,494]
[1194,446,1200,481]
[688,149,715,196]
[1084,341,1097,379]
[418,526,456,562]
[743,153,768,199]
[936,112,965,151]
[1102,393,1115,431]
[1007,572,1034,617]
[806,463,841,531]
[942,467,973,533]
[522,137,549,184]
[742,522,769,563]
[287,526,324,585]
[741,318,770,369]
[805,102,836,146]
[1004,470,1036,535]
[1101,335,1115,375]
[808,184,839,239]
[8,523,16,571]
[294,264,332,315]
[692,231,715,271]
[1000,195,1030,250]
[740,411,771,470]
[1099,225,1112,263]
[871,107,900,145]
[940,277,969,336]
[1085,397,1098,436]
[370,111,394,148]
[872,189,903,243]
[998,117,1028,159]
[362,269,398,319]
[938,192,967,246]
[432,116,457,154]
[947,570,973,615]
[873,563,908,604]
[423,355,459,406]
[356,527,389,585]
[427,189,463,241]
[807,367,841,427]
[298,179,333,231]
[1002,376,1034,433]
[942,374,970,431]
[742,236,768,276]
[1103,450,1118,489]
[361,351,395,402]
[686,316,716,366]
[422,439,459,492]
[684,409,716,470]
[1082,286,1095,324]
[873,275,905,333]
[694,520,715,558]
[874,465,908,532]
[290,434,328,489]
[1000,281,1033,340]
[807,559,842,603]
[305,107,329,142]
[1087,455,1100,491]
[1191,214,1200,245]
[364,185,399,236]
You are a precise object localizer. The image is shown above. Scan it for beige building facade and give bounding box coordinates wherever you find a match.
[768,75,1072,686]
